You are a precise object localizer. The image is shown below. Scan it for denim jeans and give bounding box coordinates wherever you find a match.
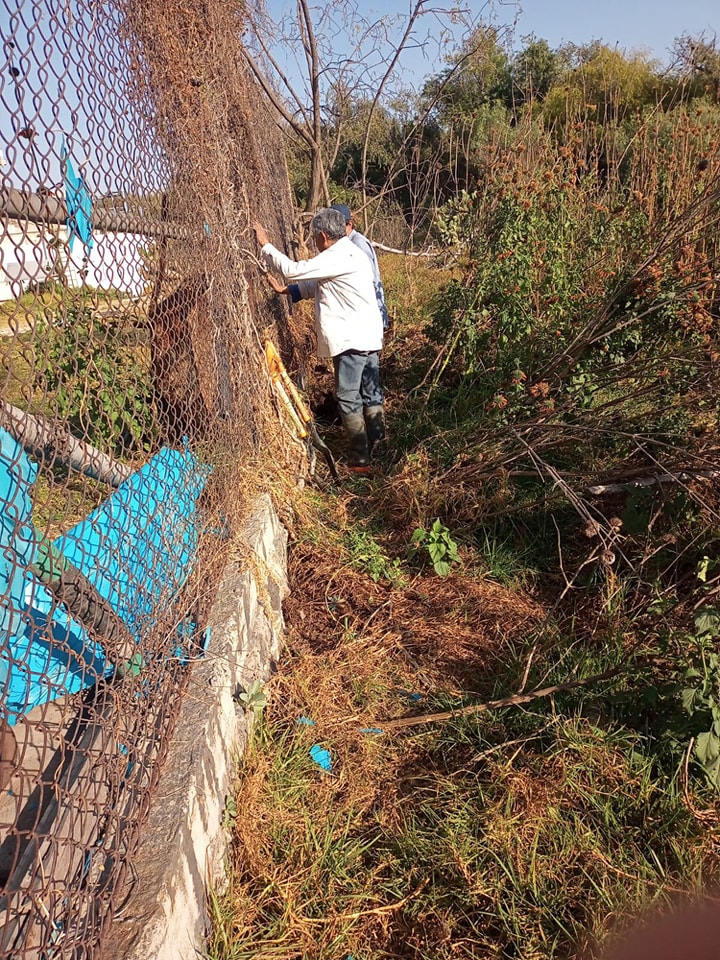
[332,350,383,417]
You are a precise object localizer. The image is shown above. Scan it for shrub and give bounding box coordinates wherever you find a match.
[408,518,460,576]
[35,302,156,456]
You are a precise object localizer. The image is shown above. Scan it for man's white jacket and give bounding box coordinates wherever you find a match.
[260,235,383,358]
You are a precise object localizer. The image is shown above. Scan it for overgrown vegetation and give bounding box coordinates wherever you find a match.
[33,297,155,456]
[208,527,720,959]
[219,21,720,960]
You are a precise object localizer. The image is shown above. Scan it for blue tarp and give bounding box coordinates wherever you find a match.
[0,429,210,725]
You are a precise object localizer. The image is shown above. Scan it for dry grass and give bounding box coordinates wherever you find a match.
[209,506,720,960]
[284,537,541,694]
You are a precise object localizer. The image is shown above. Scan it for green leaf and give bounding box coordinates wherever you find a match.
[428,542,445,563]
[433,560,451,577]
[681,687,699,715]
[237,678,267,712]
[695,607,720,637]
[695,729,720,765]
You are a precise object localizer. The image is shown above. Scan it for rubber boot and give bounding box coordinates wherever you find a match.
[341,412,371,472]
[364,404,386,458]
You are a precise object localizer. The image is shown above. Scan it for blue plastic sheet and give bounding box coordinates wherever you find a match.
[52,446,210,641]
[0,429,210,725]
[309,744,332,772]
[62,141,93,253]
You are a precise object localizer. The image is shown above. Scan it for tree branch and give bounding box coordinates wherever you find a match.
[379,663,628,731]
[239,46,316,149]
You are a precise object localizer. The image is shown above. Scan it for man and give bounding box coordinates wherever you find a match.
[330,202,390,331]
[252,208,385,472]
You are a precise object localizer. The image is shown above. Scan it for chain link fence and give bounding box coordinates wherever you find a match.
[0,1,297,954]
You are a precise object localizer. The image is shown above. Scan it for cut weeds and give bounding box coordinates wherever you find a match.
[209,529,720,960]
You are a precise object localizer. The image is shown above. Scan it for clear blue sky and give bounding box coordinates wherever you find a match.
[508,0,717,61]
[264,0,718,95]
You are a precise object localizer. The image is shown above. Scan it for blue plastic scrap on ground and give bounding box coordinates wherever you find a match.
[296,715,316,726]
[309,744,332,772]
[0,428,210,725]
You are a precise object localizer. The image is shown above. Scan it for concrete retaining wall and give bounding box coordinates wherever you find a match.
[103,493,288,960]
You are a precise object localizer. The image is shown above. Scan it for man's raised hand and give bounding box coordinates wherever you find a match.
[265,273,288,295]
[252,220,270,247]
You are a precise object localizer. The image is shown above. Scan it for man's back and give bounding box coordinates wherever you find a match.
[349,228,389,328]
[260,234,382,358]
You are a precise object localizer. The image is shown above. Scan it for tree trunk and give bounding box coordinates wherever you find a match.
[305,148,328,212]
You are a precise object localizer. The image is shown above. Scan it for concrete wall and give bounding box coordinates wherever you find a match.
[103,493,288,960]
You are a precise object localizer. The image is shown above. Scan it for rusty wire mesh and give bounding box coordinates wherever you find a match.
[0,0,298,954]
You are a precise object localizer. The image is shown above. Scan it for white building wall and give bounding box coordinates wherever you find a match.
[0,220,149,301]
[83,232,148,297]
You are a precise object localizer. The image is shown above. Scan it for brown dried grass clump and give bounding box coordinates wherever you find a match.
[284,539,543,696]
[386,575,542,689]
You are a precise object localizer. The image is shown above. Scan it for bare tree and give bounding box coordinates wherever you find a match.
[240,0,495,214]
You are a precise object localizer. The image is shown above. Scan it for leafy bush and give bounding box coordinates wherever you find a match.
[681,607,720,790]
[432,167,635,408]
[428,111,720,433]
[35,302,156,456]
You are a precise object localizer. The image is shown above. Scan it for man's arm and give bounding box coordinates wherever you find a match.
[252,218,345,283]
[261,242,343,283]
[252,221,312,301]
[265,272,305,303]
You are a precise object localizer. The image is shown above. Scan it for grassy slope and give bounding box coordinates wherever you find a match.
[209,257,720,960]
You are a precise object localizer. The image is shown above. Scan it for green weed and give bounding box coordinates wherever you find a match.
[407,518,460,576]
[477,529,537,587]
[344,527,406,586]
[235,679,268,715]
